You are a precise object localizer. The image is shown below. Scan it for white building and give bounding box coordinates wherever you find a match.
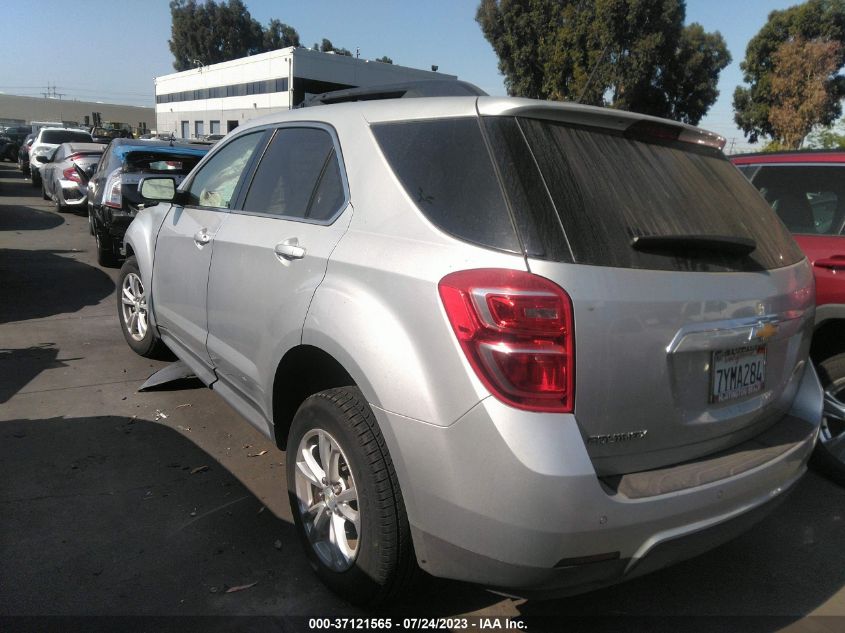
[155,47,456,139]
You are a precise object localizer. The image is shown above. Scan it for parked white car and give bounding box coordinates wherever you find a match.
[28,127,93,187]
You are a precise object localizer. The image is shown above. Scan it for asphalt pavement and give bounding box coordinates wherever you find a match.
[1,160,844,632]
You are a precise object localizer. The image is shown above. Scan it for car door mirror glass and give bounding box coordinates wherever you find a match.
[139,177,176,201]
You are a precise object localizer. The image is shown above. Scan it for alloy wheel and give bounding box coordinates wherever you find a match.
[120,272,148,341]
[821,377,845,465]
[294,428,360,572]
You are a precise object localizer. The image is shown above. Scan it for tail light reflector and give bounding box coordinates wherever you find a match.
[103,168,123,209]
[62,167,81,183]
[439,269,574,413]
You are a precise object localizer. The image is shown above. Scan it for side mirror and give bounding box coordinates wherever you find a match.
[139,177,176,202]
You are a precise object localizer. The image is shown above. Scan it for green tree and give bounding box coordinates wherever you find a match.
[263,19,300,51]
[733,0,845,144]
[476,0,730,125]
[319,38,353,57]
[375,56,394,64]
[169,0,265,71]
[806,118,845,148]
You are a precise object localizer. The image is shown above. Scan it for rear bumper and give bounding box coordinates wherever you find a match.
[56,180,86,207]
[373,363,821,596]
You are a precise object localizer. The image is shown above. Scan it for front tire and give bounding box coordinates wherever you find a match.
[287,387,416,605]
[813,353,845,485]
[117,256,169,359]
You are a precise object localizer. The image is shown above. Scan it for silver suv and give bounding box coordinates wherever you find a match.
[120,85,823,605]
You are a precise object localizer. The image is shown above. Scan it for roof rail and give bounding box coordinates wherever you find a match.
[300,80,488,107]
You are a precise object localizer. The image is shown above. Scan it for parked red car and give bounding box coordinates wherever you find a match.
[733,150,845,481]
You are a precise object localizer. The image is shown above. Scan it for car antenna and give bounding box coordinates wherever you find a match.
[577,43,611,104]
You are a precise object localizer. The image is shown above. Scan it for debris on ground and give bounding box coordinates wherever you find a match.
[191,465,209,474]
[225,582,258,594]
[176,403,192,409]
[247,450,268,457]
[273,540,282,550]
[176,425,192,432]
[257,506,265,514]
[154,410,168,420]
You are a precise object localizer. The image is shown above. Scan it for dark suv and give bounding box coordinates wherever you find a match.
[86,139,208,266]
[0,126,31,162]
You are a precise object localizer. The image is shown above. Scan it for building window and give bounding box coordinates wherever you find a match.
[195,121,205,137]
[210,120,220,135]
[156,77,289,104]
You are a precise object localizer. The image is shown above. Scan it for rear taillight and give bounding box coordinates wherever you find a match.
[62,167,81,183]
[103,168,122,209]
[439,269,575,413]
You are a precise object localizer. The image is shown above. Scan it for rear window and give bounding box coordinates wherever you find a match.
[124,151,202,174]
[742,164,845,236]
[491,117,803,272]
[40,130,92,144]
[372,118,520,253]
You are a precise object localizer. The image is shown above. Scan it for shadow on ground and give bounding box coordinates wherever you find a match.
[0,171,66,231]
[0,344,79,403]
[0,416,503,618]
[0,415,344,616]
[0,249,113,323]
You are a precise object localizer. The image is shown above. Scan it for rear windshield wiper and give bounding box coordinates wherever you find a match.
[631,234,756,256]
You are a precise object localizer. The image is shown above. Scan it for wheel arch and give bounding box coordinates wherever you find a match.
[812,315,845,364]
[271,344,360,450]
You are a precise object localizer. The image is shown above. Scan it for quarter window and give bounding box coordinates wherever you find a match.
[185,131,264,208]
[242,127,346,221]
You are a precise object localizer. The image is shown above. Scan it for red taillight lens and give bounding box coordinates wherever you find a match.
[439,269,574,413]
[62,167,81,183]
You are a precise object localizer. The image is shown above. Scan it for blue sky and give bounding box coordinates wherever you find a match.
[0,0,804,151]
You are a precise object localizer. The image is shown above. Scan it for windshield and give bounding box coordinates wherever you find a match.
[41,130,92,144]
[124,151,203,174]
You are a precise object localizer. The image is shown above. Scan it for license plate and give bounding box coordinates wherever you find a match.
[710,345,767,403]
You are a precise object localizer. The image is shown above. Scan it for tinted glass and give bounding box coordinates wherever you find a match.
[243,127,342,219]
[514,117,803,272]
[41,130,92,144]
[308,152,345,221]
[746,165,845,236]
[372,118,520,253]
[186,132,264,208]
[124,151,203,174]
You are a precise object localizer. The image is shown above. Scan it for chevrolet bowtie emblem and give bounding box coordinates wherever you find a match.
[750,322,778,342]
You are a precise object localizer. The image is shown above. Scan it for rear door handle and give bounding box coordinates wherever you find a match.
[274,238,306,260]
[193,229,211,246]
[814,257,845,271]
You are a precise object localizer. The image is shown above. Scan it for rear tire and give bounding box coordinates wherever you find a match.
[287,387,417,606]
[93,217,119,268]
[117,256,170,359]
[812,353,845,486]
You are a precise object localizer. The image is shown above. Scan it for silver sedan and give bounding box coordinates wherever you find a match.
[40,142,105,213]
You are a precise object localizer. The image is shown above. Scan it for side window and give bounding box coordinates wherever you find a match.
[185,131,264,208]
[242,127,346,221]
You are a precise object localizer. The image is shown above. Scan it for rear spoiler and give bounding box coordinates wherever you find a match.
[477,98,726,150]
